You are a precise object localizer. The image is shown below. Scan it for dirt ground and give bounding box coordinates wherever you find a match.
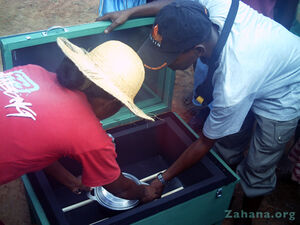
[0,0,299,225]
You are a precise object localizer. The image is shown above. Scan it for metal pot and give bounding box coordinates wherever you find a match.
[86,172,144,210]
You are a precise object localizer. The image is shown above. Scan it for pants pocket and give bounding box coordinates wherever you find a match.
[274,119,298,145]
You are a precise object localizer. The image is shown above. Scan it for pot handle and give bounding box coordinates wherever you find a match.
[86,188,97,201]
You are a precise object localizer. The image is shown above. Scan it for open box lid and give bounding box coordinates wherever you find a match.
[0,18,175,129]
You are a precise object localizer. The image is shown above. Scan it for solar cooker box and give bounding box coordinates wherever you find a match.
[0,18,239,225]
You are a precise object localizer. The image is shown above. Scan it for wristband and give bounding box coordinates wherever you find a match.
[157,173,168,185]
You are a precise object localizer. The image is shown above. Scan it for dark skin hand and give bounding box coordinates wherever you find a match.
[104,173,161,203]
[150,133,216,196]
[95,0,174,33]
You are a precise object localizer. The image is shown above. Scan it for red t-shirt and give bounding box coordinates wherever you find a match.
[0,64,120,187]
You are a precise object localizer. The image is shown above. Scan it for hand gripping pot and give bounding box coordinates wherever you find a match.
[87,172,146,210]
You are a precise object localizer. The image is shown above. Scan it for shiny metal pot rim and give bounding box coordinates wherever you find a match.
[87,172,145,210]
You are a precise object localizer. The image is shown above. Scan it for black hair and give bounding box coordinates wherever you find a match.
[56,57,85,89]
[56,57,114,100]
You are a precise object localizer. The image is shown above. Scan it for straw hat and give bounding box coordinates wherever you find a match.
[57,37,153,121]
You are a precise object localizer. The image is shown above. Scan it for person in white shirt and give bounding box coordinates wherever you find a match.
[97,0,300,223]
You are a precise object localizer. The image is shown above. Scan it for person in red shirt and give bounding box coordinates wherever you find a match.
[0,37,158,203]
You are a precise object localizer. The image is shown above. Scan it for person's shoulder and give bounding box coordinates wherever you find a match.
[22,64,51,73]
[3,64,51,75]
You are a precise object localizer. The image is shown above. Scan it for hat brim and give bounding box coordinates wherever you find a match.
[137,37,179,71]
[57,37,154,121]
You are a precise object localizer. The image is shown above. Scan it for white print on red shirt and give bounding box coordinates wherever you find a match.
[0,70,39,120]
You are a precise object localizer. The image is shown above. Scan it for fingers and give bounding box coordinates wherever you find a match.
[71,186,82,195]
[150,178,164,190]
[95,14,115,34]
[140,181,164,203]
[95,12,118,33]
[95,19,117,34]
[95,12,129,34]
[103,23,117,34]
[73,189,82,195]
[95,14,111,22]
[71,176,91,194]
[103,19,125,34]
[79,185,91,192]
[72,186,91,195]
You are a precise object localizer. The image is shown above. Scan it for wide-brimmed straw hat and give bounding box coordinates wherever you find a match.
[57,37,153,121]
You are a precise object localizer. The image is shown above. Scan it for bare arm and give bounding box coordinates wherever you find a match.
[96,0,174,33]
[44,161,90,194]
[150,133,216,196]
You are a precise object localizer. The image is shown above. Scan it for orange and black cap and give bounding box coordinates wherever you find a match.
[138,0,212,71]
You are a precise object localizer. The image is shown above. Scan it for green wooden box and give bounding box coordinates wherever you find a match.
[0,19,239,225]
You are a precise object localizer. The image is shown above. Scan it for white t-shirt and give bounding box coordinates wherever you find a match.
[196,0,300,139]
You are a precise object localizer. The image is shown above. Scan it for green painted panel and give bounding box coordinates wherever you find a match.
[0,18,155,49]
[22,175,50,225]
[0,18,154,70]
[132,182,236,225]
[210,150,240,182]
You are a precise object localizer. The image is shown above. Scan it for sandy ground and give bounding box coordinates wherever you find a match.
[0,1,299,225]
[0,0,99,72]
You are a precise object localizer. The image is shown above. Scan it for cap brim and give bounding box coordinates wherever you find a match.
[137,37,179,71]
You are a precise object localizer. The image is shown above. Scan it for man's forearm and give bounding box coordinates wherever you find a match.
[129,0,174,18]
[163,133,216,182]
[44,161,80,189]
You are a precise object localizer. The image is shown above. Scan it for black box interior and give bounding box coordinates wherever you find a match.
[27,112,236,225]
